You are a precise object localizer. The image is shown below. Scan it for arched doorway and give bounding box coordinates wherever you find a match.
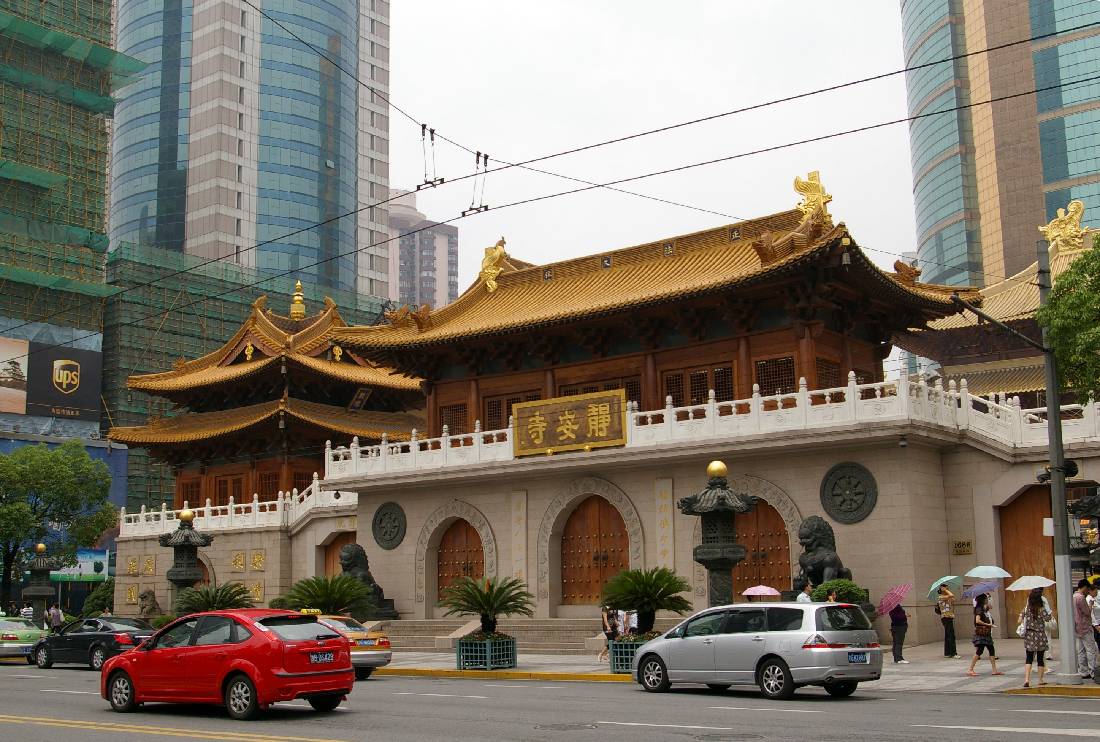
[561,495,629,604]
[198,560,211,586]
[730,501,791,596]
[437,519,484,599]
[1000,485,1056,622]
[324,532,357,576]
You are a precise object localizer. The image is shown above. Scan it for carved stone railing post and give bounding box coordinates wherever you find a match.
[410,428,419,469]
[750,384,761,431]
[324,439,332,478]
[846,371,858,419]
[796,377,808,427]
[957,379,970,429]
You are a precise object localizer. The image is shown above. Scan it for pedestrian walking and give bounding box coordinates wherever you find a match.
[47,603,63,634]
[936,585,960,658]
[1020,590,1053,688]
[796,582,813,603]
[889,603,910,664]
[967,593,1003,677]
[1088,583,1100,654]
[598,604,618,662]
[617,608,638,636]
[1073,578,1098,680]
[19,602,32,620]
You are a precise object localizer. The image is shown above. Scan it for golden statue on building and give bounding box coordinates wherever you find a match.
[289,280,306,320]
[793,171,833,229]
[1040,200,1090,256]
[480,237,508,292]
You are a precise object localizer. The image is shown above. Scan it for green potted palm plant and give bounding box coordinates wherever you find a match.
[439,576,534,670]
[279,574,376,620]
[601,567,692,673]
[174,582,254,614]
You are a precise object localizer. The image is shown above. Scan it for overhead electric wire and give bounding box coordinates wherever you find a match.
[9,17,1092,341]
[6,70,1098,368]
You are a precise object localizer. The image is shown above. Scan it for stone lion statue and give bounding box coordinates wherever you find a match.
[138,589,162,619]
[795,515,852,589]
[339,543,384,603]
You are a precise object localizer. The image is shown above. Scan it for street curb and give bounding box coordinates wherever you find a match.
[1004,685,1100,697]
[374,667,632,682]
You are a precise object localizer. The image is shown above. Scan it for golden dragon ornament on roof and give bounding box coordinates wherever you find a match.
[793,171,833,229]
[480,237,508,292]
[1039,200,1091,256]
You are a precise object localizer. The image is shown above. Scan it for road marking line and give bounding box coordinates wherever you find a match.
[392,691,489,699]
[1010,710,1100,717]
[708,706,823,713]
[915,725,1100,737]
[6,674,57,679]
[0,715,348,742]
[40,689,96,694]
[598,721,734,730]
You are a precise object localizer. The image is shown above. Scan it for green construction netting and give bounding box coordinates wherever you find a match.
[0,156,67,187]
[0,261,116,296]
[0,210,108,250]
[0,10,145,83]
[0,60,114,113]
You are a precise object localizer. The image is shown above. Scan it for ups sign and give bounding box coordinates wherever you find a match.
[27,343,101,422]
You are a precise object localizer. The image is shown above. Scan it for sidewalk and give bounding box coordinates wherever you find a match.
[378,639,1100,694]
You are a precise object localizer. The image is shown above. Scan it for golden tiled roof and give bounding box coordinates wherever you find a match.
[108,397,418,445]
[942,359,1046,396]
[334,210,974,351]
[127,294,422,394]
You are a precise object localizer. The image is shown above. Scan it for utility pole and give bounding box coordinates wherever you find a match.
[950,238,1078,683]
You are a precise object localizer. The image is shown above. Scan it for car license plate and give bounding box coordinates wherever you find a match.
[847,652,868,664]
[21,647,31,655]
[358,639,375,646]
[309,651,335,664]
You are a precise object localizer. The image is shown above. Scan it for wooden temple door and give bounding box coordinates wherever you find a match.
[324,532,357,576]
[560,496,629,605]
[730,502,791,596]
[436,519,484,599]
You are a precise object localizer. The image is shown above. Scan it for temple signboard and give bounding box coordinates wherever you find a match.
[512,389,627,457]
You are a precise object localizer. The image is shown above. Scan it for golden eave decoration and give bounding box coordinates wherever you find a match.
[1040,199,1092,257]
[793,171,833,229]
[289,280,306,320]
[480,237,508,292]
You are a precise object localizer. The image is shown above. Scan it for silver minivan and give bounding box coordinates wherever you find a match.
[631,602,882,699]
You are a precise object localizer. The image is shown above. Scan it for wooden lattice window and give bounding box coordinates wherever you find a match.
[214,475,244,507]
[257,471,280,501]
[440,403,468,435]
[484,391,540,431]
[662,371,685,407]
[815,358,841,390]
[754,356,795,395]
[293,471,314,493]
[559,376,641,405]
[853,368,872,384]
[662,365,735,407]
[178,479,200,508]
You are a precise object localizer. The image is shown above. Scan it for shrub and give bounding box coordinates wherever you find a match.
[267,596,291,610]
[175,582,254,614]
[82,578,114,616]
[439,576,535,635]
[601,567,692,633]
[283,575,375,620]
[811,578,869,604]
[151,614,176,629]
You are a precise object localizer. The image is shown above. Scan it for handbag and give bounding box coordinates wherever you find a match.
[1016,620,1026,638]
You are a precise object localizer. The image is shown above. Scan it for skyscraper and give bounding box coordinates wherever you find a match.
[900,0,1100,287]
[389,189,459,308]
[110,0,392,297]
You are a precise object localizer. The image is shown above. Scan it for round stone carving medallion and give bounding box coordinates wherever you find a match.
[819,462,877,524]
[372,502,407,550]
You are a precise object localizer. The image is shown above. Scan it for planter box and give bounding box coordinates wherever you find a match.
[455,637,517,670]
[608,640,641,674]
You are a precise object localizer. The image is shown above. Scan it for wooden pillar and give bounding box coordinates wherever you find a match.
[467,378,479,432]
[543,369,555,400]
[643,352,658,409]
[426,384,437,437]
[841,331,853,378]
[797,326,816,387]
[279,459,291,494]
[736,336,751,398]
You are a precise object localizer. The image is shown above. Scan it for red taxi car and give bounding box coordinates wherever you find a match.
[100,609,353,720]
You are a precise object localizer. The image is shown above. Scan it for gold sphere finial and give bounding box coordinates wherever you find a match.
[706,460,728,479]
[178,509,195,523]
[289,280,306,320]
[34,543,46,554]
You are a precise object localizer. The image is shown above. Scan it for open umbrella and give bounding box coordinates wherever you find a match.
[1006,575,1055,591]
[742,585,781,597]
[927,575,963,600]
[962,580,999,599]
[965,565,1011,579]
[876,583,912,616]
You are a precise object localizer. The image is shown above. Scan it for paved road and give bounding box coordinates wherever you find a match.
[1,662,1099,741]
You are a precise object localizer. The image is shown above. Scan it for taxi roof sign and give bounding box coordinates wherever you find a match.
[299,608,321,614]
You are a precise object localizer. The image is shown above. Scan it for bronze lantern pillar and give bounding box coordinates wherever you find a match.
[23,543,59,629]
[158,509,214,591]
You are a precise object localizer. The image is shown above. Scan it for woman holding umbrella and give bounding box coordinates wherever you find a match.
[1019,590,1053,687]
[937,584,960,659]
[967,593,1003,677]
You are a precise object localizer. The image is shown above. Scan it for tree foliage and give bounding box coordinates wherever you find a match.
[1037,234,1100,402]
[82,577,115,616]
[0,440,115,606]
[438,576,534,634]
[282,575,375,620]
[601,567,692,633]
[175,582,254,614]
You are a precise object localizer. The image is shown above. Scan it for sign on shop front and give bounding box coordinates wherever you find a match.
[512,389,627,457]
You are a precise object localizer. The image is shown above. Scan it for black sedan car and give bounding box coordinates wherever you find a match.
[33,616,154,671]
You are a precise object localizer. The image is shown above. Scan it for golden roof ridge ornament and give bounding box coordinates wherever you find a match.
[1040,200,1091,257]
[480,237,508,293]
[793,171,833,229]
[289,280,306,320]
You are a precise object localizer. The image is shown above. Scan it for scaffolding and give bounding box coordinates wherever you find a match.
[0,0,113,47]
[104,242,388,509]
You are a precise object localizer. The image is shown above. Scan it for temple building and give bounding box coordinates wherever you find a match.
[113,175,1100,648]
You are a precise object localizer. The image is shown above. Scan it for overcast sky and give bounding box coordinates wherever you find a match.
[388,1,916,291]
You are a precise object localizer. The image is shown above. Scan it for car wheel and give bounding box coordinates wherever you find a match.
[354,667,373,681]
[90,646,107,671]
[307,694,343,712]
[224,674,260,720]
[35,646,52,669]
[638,654,671,693]
[108,672,137,713]
[758,658,796,700]
[706,683,731,692]
[824,680,858,698]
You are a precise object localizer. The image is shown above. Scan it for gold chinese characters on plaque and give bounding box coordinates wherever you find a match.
[231,551,246,571]
[250,550,265,571]
[512,389,627,457]
[126,557,139,576]
[142,556,156,575]
[125,585,138,604]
